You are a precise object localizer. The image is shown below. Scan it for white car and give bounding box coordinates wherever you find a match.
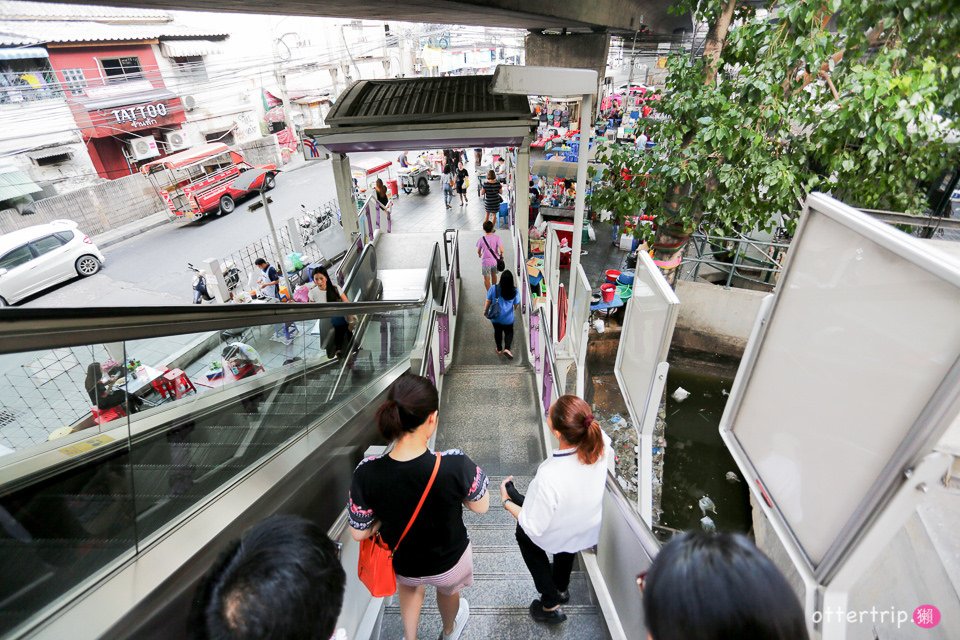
[0,220,105,305]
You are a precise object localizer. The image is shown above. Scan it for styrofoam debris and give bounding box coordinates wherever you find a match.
[671,386,691,402]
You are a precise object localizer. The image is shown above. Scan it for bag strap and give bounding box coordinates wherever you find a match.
[481,236,498,261]
[393,452,441,555]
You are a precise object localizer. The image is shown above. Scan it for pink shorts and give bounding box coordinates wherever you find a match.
[396,543,474,596]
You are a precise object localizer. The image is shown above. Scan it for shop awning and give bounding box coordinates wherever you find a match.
[160,39,223,58]
[77,88,177,111]
[0,47,49,61]
[26,146,72,161]
[0,169,42,202]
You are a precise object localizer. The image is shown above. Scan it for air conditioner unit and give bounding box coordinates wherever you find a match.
[182,95,197,111]
[128,136,159,161]
[164,130,189,151]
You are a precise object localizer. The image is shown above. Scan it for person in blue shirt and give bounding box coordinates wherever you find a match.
[483,269,521,359]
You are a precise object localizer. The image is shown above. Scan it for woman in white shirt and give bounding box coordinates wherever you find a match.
[499,394,611,624]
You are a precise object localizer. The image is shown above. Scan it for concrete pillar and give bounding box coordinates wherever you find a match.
[524,31,610,109]
[331,153,360,239]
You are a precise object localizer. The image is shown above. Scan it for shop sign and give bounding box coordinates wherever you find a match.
[111,102,169,129]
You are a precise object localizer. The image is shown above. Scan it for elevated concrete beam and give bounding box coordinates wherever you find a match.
[47,0,689,34]
[525,32,611,100]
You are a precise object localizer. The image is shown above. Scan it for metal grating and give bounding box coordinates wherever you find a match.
[326,76,531,127]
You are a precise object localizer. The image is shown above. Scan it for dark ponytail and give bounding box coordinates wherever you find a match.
[549,395,604,465]
[375,372,439,441]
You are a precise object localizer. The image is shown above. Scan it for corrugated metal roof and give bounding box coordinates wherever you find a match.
[0,169,42,202]
[0,21,228,46]
[0,1,169,21]
[326,76,531,127]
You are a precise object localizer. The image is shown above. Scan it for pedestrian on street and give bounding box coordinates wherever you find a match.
[500,395,611,624]
[476,220,503,292]
[442,163,455,209]
[483,268,520,359]
[455,162,469,206]
[473,148,482,168]
[481,170,503,224]
[256,257,296,343]
[255,257,279,300]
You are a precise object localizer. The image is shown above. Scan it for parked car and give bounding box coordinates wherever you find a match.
[0,220,104,305]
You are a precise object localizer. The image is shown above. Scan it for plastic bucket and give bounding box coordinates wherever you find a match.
[617,270,635,285]
[386,179,399,197]
[600,283,616,303]
[605,269,621,284]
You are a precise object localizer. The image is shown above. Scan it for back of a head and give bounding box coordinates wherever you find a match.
[192,514,346,640]
[487,169,496,181]
[499,269,516,300]
[549,394,603,465]
[375,372,439,441]
[643,531,808,640]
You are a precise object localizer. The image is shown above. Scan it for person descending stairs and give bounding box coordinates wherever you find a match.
[377,230,611,639]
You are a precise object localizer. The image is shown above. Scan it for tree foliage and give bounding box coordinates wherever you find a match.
[589,0,960,240]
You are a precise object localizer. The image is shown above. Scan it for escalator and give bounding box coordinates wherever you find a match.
[0,230,658,640]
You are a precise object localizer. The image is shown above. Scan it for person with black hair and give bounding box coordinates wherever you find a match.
[348,373,489,640]
[191,514,346,640]
[642,531,809,640]
[84,362,142,413]
[455,161,469,206]
[500,395,611,624]
[308,266,354,358]
[482,268,520,359]
[476,220,504,292]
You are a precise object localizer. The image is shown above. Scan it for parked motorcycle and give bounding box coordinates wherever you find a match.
[188,260,241,303]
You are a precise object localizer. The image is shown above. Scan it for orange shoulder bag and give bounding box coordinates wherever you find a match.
[358,452,441,597]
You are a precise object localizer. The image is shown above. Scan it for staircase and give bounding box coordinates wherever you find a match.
[377,231,610,638]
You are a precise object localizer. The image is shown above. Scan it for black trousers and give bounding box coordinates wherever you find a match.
[493,322,514,351]
[515,524,575,609]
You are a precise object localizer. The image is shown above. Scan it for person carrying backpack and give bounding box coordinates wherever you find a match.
[482,269,520,359]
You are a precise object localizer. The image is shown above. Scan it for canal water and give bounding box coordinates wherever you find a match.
[658,363,753,535]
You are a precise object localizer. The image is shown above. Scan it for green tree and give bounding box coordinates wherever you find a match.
[589,0,960,285]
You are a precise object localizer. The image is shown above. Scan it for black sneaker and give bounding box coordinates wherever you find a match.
[529,600,567,624]
[557,590,570,604]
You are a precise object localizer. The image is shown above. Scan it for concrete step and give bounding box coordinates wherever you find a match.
[382,572,593,611]
[379,607,607,640]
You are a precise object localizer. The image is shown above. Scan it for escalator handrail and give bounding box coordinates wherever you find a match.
[0,244,440,355]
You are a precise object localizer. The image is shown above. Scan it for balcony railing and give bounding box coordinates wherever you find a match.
[0,70,64,104]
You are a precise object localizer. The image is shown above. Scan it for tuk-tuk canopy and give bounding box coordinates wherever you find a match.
[141,143,237,174]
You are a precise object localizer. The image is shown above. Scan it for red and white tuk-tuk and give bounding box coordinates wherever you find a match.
[141,143,279,221]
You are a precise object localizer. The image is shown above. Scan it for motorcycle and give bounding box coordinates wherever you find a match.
[188,260,241,303]
[299,203,336,238]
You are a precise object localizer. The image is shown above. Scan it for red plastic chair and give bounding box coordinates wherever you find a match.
[91,405,127,425]
[163,369,197,399]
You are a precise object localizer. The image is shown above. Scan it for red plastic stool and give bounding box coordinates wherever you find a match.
[151,377,173,399]
[163,369,197,399]
[91,405,127,425]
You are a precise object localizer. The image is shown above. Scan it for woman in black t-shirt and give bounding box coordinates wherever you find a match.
[349,373,488,640]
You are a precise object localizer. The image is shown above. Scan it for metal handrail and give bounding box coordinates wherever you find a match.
[0,244,444,355]
[681,231,790,287]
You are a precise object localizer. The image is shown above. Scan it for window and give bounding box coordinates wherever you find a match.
[61,68,86,95]
[29,234,66,256]
[204,130,235,146]
[54,231,75,243]
[100,57,143,83]
[34,152,72,167]
[0,246,33,270]
[173,56,207,82]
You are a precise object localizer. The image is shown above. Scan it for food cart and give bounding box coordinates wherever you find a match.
[351,157,395,197]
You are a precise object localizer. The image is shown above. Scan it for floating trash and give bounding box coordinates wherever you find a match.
[671,386,691,402]
[725,471,741,483]
[698,495,717,516]
[721,389,729,397]
[593,319,606,333]
[700,516,717,532]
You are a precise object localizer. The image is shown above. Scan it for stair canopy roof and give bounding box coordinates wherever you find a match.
[305,75,535,153]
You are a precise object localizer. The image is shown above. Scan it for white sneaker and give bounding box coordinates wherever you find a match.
[439,598,470,640]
